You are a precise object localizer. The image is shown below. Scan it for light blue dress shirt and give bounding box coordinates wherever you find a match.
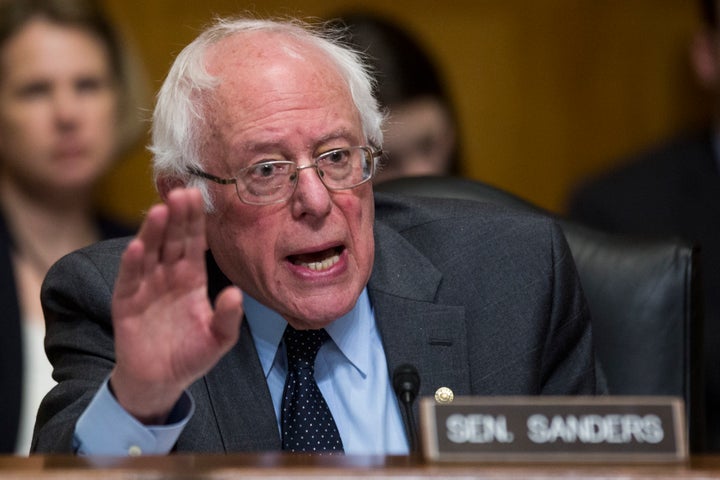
[74,288,408,455]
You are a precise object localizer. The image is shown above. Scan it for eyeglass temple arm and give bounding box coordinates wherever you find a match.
[186,167,237,185]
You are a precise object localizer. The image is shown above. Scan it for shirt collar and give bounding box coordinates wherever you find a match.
[244,288,372,379]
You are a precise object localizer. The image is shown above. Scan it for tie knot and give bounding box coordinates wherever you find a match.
[284,326,328,371]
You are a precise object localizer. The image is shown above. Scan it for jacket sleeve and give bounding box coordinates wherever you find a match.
[538,220,601,395]
[32,242,124,453]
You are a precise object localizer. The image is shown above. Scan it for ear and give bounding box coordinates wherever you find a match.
[690,29,720,90]
[156,176,186,202]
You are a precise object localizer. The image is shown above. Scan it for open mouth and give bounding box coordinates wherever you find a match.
[288,246,344,271]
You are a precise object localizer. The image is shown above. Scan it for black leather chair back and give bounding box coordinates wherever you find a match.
[375,175,704,451]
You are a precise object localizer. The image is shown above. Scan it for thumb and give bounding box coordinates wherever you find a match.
[211,286,243,347]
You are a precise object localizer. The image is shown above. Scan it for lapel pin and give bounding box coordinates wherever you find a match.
[434,386,454,404]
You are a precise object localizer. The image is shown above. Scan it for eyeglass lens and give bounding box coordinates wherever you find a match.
[236,147,372,204]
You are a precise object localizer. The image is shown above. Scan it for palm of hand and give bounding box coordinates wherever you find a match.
[109,189,243,423]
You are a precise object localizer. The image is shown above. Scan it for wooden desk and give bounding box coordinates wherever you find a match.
[3,454,720,479]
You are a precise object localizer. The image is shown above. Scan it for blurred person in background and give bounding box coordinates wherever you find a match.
[0,0,144,455]
[331,13,461,184]
[567,0,720,451]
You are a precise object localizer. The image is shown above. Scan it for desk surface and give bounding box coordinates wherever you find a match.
[2,454,720,479]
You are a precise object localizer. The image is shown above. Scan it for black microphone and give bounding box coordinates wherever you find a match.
[393,364,420,454]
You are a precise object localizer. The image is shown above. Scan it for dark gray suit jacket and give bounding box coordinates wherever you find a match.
[33,193,596,453]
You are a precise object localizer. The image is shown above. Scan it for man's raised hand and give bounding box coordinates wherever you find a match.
[109,188,243,424]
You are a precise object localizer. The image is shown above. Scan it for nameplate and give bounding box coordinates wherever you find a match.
[420,396,686,463]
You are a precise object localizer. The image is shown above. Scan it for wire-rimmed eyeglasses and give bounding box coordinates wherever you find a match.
[186,146,382,206]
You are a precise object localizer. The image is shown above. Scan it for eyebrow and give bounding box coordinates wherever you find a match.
[238,128,362,155]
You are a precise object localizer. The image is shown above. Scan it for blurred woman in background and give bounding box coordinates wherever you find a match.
[0,0,145,454]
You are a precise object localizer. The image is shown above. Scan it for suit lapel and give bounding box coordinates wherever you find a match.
[369,222,471,401]
[189,252,280,452]
[203,320,280,451]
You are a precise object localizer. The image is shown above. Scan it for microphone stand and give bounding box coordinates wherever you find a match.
[393,364,421,454]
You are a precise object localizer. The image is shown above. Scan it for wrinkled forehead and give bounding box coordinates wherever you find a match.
[199,30,360,140]
[204,30,344,91]
[197,32,364,158]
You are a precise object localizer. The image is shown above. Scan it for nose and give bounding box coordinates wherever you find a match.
[53,87,81,130]
[289,163,333,219]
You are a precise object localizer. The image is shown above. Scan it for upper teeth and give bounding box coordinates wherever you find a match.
[300,253,340,271]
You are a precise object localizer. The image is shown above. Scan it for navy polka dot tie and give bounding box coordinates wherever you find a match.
[281,326,344,453]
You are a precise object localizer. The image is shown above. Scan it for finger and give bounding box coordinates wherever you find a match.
[137,203,170,273]
[161,189,192,263]
[113,238,145,301]
[210,286,243,349]
[160,188,207,264]
[184,188,208,262]
[114,204,168,301]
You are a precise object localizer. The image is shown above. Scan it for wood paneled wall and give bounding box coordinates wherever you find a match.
[98,0,709,222]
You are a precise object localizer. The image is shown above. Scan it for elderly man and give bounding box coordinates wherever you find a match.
[32,17,598,456]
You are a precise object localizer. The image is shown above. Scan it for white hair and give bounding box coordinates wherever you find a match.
[149,17,384,210]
